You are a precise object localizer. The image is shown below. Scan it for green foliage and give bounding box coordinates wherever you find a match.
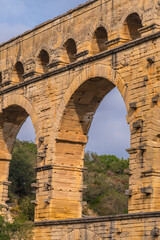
[9,140,36,197]
[84,152,129,174]
[18,196,35,221]
[8,140,36,222]
[0,214,34,240]
[83,152,129,216]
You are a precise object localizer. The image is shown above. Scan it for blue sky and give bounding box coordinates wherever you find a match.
[0,0,130,158]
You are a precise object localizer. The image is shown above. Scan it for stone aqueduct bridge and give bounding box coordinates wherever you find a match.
[1,0,160,239]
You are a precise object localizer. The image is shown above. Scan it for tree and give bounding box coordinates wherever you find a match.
[0,214,33,240]
[83,152,129,216]
[9,141,36,197]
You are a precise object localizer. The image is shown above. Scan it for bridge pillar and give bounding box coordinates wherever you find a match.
[0,151,11,213]
[34,134,85,221]
[127,94,160,213]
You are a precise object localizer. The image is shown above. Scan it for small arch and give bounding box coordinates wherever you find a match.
[12,61,24,83]
[64,38,77,63]
[92,27,108,54]
[122,13,143,41]
[37,49,50,73]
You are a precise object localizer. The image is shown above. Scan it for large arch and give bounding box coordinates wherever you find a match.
[0,94,40,215]
[56,64,128,127]
[1,94,40,141]
[52,63,130,219]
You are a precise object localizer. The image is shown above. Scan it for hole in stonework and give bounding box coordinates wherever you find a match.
[122,13,143,41]
[37,49,49,73]
[156,134,160,142]
[0,72,2,85]
[92,27,108,53]
[12,61,24,83]
[64,38,77,63]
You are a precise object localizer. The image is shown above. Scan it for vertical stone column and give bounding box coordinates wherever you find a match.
[0,152,11,213]
[127,90,160,213]
[34,134,86,221]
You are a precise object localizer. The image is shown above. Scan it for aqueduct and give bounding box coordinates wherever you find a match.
[1,0,160,238]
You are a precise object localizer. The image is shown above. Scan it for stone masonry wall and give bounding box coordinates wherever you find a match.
[0,0,160,239]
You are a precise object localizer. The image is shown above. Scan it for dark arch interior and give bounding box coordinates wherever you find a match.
[1,105,36,221]
[58,77,115,137]
[13,62,24,83]
[93,27,108,53]
[64,38,77,63]
[0,72,2,85]
[123,13,142,40]
[2,105,29,152]
[38,49,49,73]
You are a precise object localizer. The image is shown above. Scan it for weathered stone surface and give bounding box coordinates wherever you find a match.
[0,0,160,238]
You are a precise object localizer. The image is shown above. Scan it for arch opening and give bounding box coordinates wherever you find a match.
[92,27,108,54]
[37,49,50,73]
[56,77,130,218]
[0,104,36,221]
[122,13,143,41]
[64,38,77,63]
[12,61,24,83]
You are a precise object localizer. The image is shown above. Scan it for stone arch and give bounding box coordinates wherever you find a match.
[61,229,102,240]
[2,94,40,146]
[63,38,77,63]
[91,26,108,54]
[12,61,24,83]
[36,49,50,74]
[120,7,143,27]
[87,21,109,41]
[120,8,143,41]
[53,63,129,219]
[57,64,127,126]
[56,63,128,142]
[0,94,40,215]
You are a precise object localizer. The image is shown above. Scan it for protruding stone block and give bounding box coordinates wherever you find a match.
[31,183,39,188]
[152,94,159,103]
[126,148,137,154]
[129,102,137,109]
[125,189,132,197]
[133,119,143,129]
[39,137,44,143]
[44,198,50,204]
[147,56,155,64]
[141,186,153,194]
[37,152,46,158]
[144,76,149,82]
[151,227,160,236]
[124,169,132,175]
[31,200,38,205]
